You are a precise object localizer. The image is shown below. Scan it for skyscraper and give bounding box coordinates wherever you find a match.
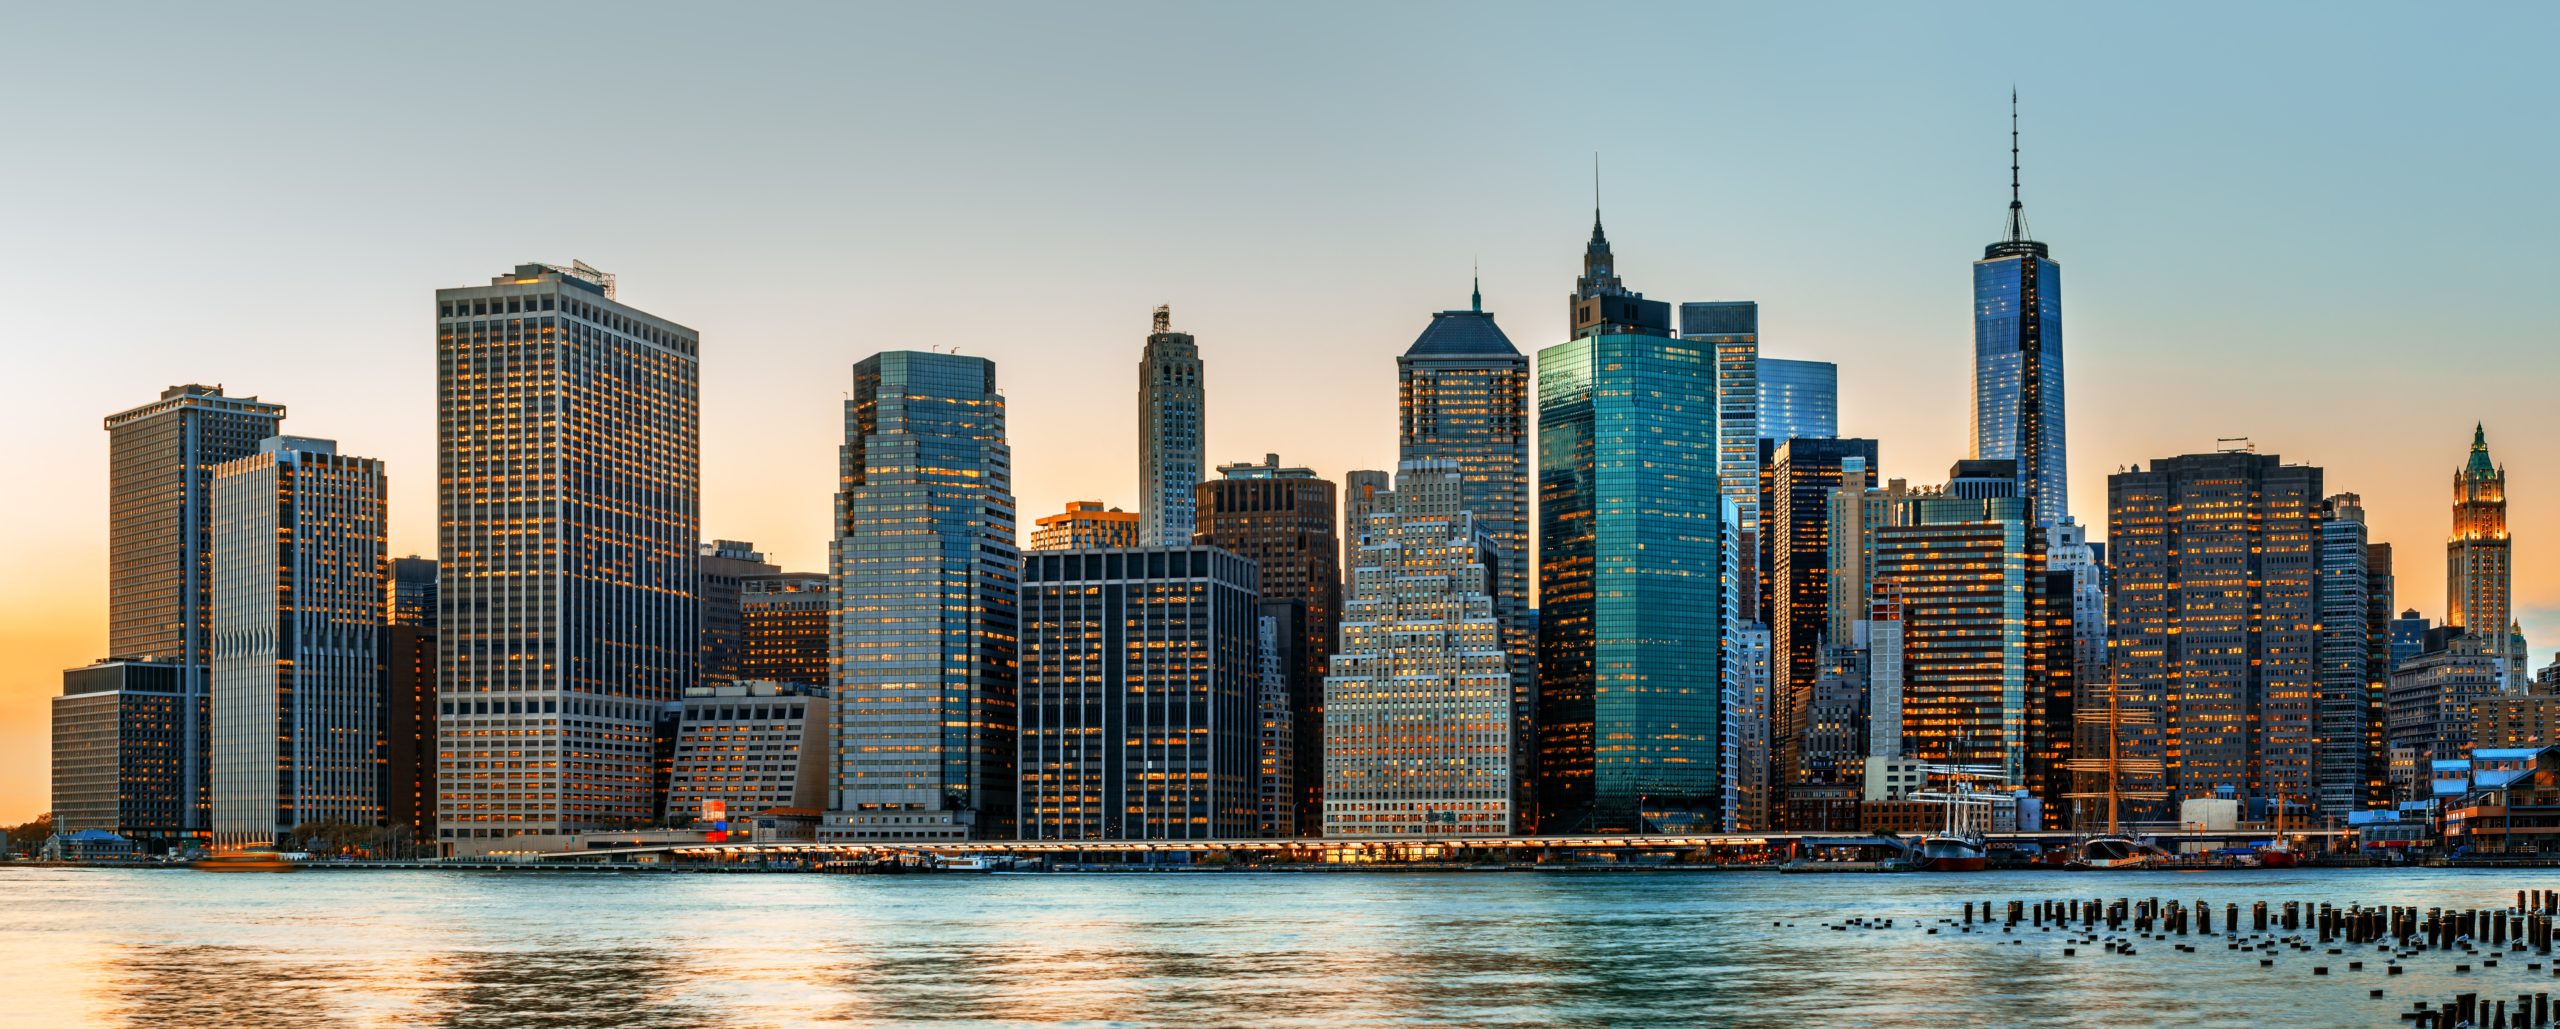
[1766,436,1878,817]
[829,351,1018,842]
[1019,545,1260,840]
[2316,494,2375,821]
[1195,454,1338,834]
[1757,358,1839,443]
[1138,305,1206,548]
[51,659,192,845]
[2363,543,2397,809]
[1341,470,1390,591]
[209,436,387,845]
[740,572,833,686]
[1680,299,1767,832]
[100,383,286,833]
[2108,452,2324,820]
[1030,501,1140,550]
[435,261,700,848]
[2448,424,2519,685]
[1324,461,1514,838]
[1973,95,2068,526]
[379,558,437,840]
[1397,282,1531,824]
[1538,210,1721,833]
[699,540,779,688]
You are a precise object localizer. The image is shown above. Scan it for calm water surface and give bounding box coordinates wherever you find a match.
[6,866,2560,1026]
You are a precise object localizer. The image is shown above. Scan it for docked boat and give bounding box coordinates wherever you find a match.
[2254,838,2299,869]
[2067,834,2164,871]
[1913,833,1989,872]
[1780,836,1915,873]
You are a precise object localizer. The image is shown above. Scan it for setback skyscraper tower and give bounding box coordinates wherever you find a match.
[2448,424,2521,685]
[1397,279,1532,823]
[1195,455,1339,835]
[1138,305,1206,547]
[1973,94,2068,526]
[829,351,1019,842]
[435,262,700,850]
[1538,210,1722,834]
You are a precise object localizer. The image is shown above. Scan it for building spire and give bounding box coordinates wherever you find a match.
[2006,89,2029,243]
[1471,258,1482,313]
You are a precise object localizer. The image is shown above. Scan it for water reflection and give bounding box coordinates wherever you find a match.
[4,868,2556,1026]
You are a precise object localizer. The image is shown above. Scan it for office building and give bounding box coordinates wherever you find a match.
[2475,694,2560,749]
[699,540,779,688]
[1973,96,2069,525]
[380,615,436,839]
[209,436,387,845]
[101,383,287,833]
[1538,210,1720,833]
[664,682,830,824]
[1757,358,1838,442]
[1342,470,1390,593]
[1324,462,1514,838]
[739,572,832,685]
[1255,599,1305,837]
[1196,454,1339,834]
[2362,542,2398,809]
[1398,283,1532,823]
[1138,305,1206,547]
[829,351,1018,841]
[1680,299,1768,833]
[1019,545,1260,840]
[51,659,194,846]
[2448,425,2522,686]
[2387,632,2508,769]
[1030,501,1140,551]
[1767,437,1878,813]
[2107,452,2323,820]
[2391,610,2433,676]
[389,555,438,627]
[435,262,699,845]
[2316,495,2377,820]
[2044,521,2108,704]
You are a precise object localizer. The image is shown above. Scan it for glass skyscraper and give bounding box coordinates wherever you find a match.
[435,262,700,848]
[1757,358,1838,442]
[1973,97,2068,526]
[1680,299,1767,832]
[1537,212,1721,833]
[830,351,1019,842]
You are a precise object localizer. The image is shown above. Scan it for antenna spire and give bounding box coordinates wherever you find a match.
[2006,89,2027,242]
[1471,258,1482,313]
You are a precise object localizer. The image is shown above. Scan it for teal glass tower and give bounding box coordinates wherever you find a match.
[1536,210,1722,833]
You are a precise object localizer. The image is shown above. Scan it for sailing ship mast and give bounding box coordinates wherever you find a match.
[2064,678,2166,834]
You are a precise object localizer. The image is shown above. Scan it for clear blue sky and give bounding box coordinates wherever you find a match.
[2,3,2554,821]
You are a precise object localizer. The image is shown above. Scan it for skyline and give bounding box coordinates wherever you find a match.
[5,5,2558,823]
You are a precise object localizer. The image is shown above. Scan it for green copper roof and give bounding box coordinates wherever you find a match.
[2469,423,2497,477]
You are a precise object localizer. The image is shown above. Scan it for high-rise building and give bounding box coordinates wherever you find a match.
[2387,632,2506,770]
[1680,299,1768,833]
[1018,545,1260,840]
[2044,520,2109,708]
[739,572,832,685]
[1341,470,1391,592]
[208,436,387,845]
[1766,437,1878,814]
[2390,609,2433,676]
[829,351,1017,842]
[380,615,437,840]
[2363,543,2397,809]
[2448,425,2520,685]
[1254,599,1305,837]
[436,261,699,846]
[389,556,438,627]
[1973,96,2068,526]
[665,682,830,824]
[1397,282,1532,824]
[2107,452,2323,820]
[1324,462,1514,838]
[1538,211,1720,833]
[699,540,779,688]
[1757,358,1839,443]
[51,659,194,846]
[1030,501,1140,551]
[101,383,286,833]
[1196,454,1339,834]
[2316,495,2376,821]
[1138,305,1206,548]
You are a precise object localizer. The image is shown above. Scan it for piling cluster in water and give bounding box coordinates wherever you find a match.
[1813,890,2560,1027]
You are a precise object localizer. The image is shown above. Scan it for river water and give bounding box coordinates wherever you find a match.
[5,865,2558,1026]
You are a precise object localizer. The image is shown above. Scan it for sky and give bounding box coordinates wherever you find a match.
[2,3,2554,824]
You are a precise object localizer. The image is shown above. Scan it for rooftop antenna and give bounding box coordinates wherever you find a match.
[2006,89,2029,243]
[1471,257,1481,313]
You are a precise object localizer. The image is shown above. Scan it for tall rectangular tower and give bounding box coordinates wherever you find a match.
[2316,494,2374,821]
[100,383,285,833]
[2448,425,2519,685]
[1756,358,1838,443]
[2107,452,2324,820]
[209,436,387,844]
[435,261,700,847]
[1138,305,1206,547]
[1195,455,1338,835]
[1398,288,1531,825]
[829,351,1018,842]
[1766,437,1879,812]
[1019,545,1259,840]
[1682,300,1766,832]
